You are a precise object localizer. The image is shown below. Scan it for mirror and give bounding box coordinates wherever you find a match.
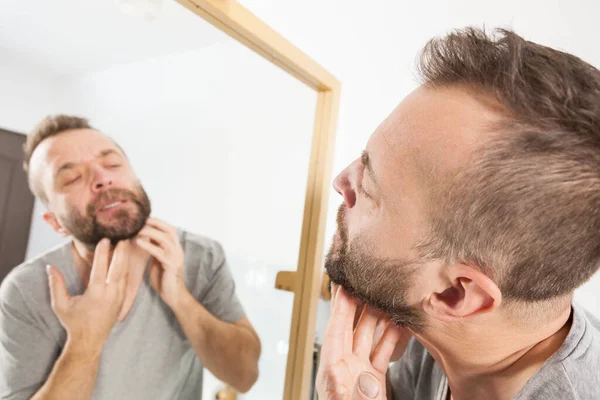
[0,1,338,399]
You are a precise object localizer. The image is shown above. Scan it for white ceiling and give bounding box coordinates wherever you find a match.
[0,0,230,78]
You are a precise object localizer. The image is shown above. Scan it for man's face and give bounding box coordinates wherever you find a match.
[325,86,500,331]
[30,129,151,246]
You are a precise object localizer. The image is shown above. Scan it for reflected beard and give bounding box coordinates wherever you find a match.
[62,185,152,246]
[324,204,426,332]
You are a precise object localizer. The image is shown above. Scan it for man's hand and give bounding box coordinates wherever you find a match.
[47,238,130,355]
[135,218,188,309]
[136,218,260,392]
[316,285,412,400]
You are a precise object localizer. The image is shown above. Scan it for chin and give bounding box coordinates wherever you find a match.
[96,213,148,246]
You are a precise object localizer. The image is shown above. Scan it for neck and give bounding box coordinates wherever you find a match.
[72,240,96,285]
[71,238,150,288]
[418,306,573,400]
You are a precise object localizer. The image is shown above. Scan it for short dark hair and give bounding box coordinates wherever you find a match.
[417,28,600,302]
[23,115,93,203]
[23,114,93,173]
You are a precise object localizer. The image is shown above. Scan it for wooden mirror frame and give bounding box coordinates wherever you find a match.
[175,1,340,399]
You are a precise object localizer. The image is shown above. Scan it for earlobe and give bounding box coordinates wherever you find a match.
[43,212,68,237]
[424,265,502,323]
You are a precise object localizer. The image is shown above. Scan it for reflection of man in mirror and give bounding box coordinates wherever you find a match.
[0,116,261,399]
[317,28,600,399]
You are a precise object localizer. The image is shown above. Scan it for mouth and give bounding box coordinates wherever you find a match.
[98,199,128,213]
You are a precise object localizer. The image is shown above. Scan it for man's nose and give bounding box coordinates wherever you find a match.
[333,167,356,208]
[91,168,113,192]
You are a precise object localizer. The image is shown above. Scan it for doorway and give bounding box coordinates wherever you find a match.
[0,128,34,283]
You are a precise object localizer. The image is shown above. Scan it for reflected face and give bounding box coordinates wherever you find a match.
[325,86,499,331]
[30,129,151,246]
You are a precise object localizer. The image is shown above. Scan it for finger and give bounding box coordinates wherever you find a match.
[330,283,339,312]
[371,317,388,354]
[145,218,177,240]
[117,274,127,309]
[370,322,408,373]
[89,238,111,286]
[354,302,366,329]
[149,259,161,292]
[353,306,379,359]
[136,238,168,264]
[137,225,172,250]
[47,265,69,312]
[352,372,381,400]
[341,289,360,351]
[116,273,129,322]
[106,241,130,284]
[321,286,357,363]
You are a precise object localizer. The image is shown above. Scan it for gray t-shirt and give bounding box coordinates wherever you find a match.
[389,303,600,399]
[0,230,245,400]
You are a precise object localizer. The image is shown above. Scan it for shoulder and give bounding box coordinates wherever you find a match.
[177,229,231,290]
[560,306,600,397]
[515,365,578,400]
[0,243,69,309]
[0,243,70,343]
[581,307,600,333]
[517,305,600,399]
[178,229,226,269]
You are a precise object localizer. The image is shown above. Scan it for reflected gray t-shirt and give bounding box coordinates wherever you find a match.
[0,230,245,400]
[389,304,600,399]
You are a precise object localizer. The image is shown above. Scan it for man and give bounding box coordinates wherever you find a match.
[0,115,261,399]
[317,28,600,400]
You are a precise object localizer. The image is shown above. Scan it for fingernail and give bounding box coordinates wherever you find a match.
[358,373,379,399]
[46,265,51,275]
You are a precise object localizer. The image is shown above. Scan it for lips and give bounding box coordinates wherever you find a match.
[97,199,128,212]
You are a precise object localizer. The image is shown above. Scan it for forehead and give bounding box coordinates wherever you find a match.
[33,128,118,170]
[367,86,503,187]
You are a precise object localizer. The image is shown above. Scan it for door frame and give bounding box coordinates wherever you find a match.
[174,1,340,399]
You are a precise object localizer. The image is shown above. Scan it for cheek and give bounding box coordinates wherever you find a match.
[120,167,138,182]
[368,207,426,261]
[345,203,379,240]
[59,194,89,217]
[120,174,141,191]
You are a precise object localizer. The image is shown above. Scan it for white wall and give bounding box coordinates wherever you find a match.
[0,55,70,260]
[6,0,600,396]
[231,0,600,338]
[45,38,317,399]
[0,56,59,134]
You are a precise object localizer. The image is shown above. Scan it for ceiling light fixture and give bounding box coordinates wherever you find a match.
[115,0,163,21]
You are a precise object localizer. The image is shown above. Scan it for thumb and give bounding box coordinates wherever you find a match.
[352,372,382,400]
[47,265,69,312]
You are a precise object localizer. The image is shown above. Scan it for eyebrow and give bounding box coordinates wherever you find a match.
[55,162,76,179]
[98,149,121,158]
[361,150,377,184]
[55,149,122,179]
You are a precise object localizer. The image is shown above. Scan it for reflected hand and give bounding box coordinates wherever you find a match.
[47,238,130,354]
[136,218,188,309]
[316,285,412,399]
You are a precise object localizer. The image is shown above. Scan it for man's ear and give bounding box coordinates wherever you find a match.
[423,264,502,322]
[43,211,68,237]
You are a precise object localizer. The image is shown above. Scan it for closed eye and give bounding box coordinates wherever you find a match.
[65,176,81,186]
[359,185,372,199]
